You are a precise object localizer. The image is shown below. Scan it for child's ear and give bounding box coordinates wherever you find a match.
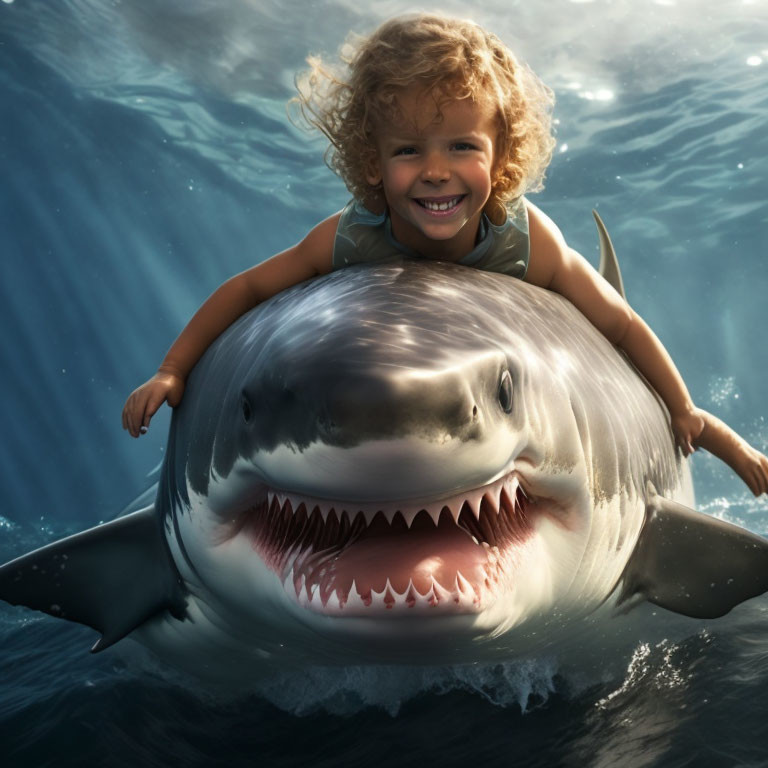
[365,164,382,187]
[365,150,382,187]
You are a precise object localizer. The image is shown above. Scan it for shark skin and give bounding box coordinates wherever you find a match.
[1,212,768,673]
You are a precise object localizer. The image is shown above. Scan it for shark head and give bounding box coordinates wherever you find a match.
[162,259,680,658]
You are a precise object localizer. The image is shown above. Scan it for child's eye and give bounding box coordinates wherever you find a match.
[453,142,476,151]
[394,146,417,156]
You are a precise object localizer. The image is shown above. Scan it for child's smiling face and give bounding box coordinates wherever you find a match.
[367,86,498,260]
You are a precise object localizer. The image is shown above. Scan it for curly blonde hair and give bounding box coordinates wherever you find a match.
[291,13,556,218]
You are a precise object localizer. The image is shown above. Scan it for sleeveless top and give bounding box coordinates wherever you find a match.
[332,196,530,279]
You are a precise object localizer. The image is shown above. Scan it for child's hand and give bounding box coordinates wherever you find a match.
[670,407,706,456]
[122,372,185,438]
[729,444,768,497]
[694,410,768,496]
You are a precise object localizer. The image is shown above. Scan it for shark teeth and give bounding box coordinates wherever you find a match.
[280,547,497,614]
[254,474,532,616]
[285,569,489,615]
[266,474,522,530]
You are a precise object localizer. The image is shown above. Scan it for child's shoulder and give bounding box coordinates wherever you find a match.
[295,210,343,276]
[524,200,565,248]
[522,200,573,288]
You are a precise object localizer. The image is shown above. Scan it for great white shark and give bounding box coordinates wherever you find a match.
[2,213,768,673]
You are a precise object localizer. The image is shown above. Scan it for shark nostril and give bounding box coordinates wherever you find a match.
[472,405,478,419]
[242,396,253,424]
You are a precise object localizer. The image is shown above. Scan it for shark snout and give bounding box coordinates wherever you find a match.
[243,352,515,451]
[318,369,484,444]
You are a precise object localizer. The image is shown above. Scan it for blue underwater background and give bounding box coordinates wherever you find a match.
[2,0,768,765]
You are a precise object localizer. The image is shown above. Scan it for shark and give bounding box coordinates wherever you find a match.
[2,213,767,673]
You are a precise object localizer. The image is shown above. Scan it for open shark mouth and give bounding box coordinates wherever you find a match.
[245,474,534,616]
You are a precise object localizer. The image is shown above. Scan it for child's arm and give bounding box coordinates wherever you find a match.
[524,202,768,495]
[524,202,699,442]
[122,212,340,438]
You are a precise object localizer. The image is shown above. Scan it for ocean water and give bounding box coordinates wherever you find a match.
[2,0,768,765]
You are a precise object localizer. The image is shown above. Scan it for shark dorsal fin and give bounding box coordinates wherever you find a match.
[593,210,626,300]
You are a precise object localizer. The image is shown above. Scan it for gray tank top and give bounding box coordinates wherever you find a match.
[332,196,530,278]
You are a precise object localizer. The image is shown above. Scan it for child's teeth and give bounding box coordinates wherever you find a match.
[423,197,459,211]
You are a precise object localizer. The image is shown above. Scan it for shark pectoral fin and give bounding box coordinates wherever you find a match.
[617,493,768,618]
[0,506,186,652]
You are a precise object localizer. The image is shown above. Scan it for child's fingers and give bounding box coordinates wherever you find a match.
[750,466,764,496]
[746,455,768,496]
[126,395,140,437]
[133,392,153,438]
[135,399,150,437]
[138,402,150,434]
[754,465,764,496]
[758,466,768,496]
[141,391,168,432]
[129,398,143,438]
[136,398,154,435]
[122,393,135,432]
[124,390,146,437]
[759,458,768,496]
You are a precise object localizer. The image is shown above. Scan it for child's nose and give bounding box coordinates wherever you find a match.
[420,151,450,183]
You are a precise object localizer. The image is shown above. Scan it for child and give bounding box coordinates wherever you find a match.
[123,13,768,496]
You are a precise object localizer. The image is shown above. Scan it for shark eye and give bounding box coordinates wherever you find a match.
[241,396,252,423]
[498,370,513,413]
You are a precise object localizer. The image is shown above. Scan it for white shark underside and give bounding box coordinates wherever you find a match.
[2,213,768,672]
